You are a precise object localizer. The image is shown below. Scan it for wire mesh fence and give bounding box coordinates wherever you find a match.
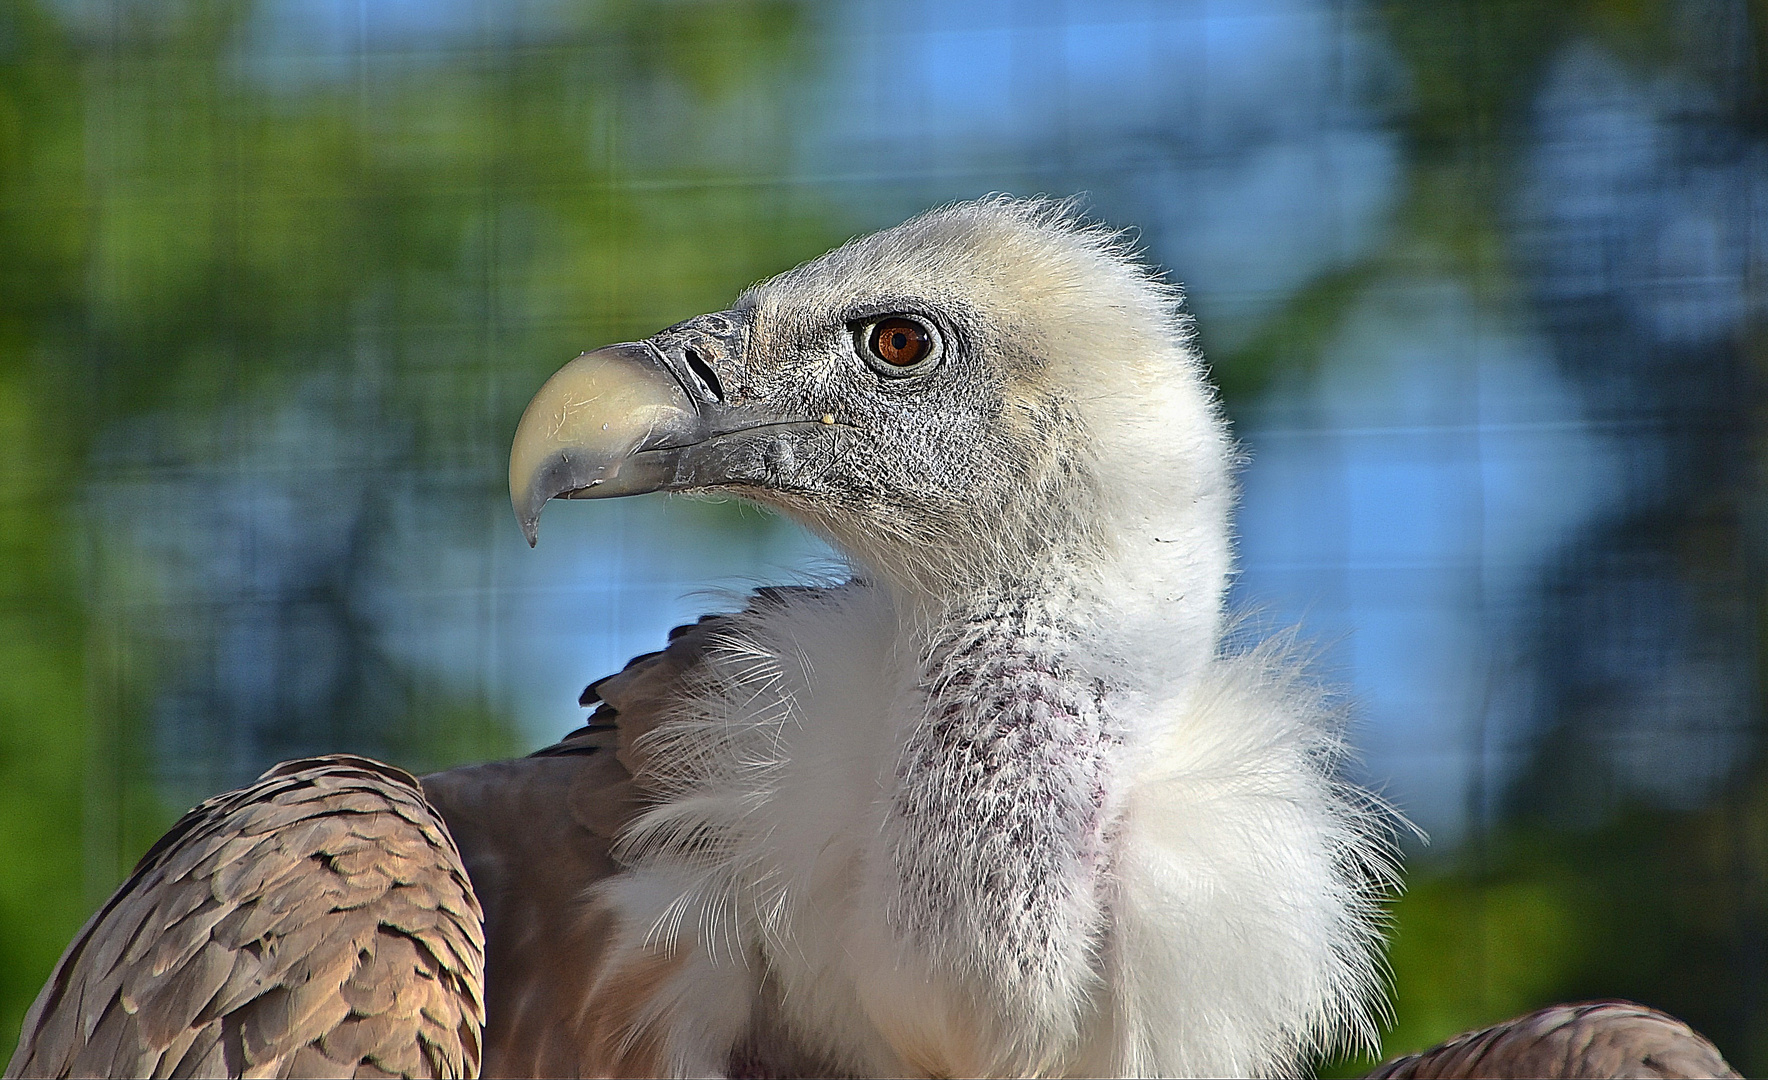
[1,0,1764,1070]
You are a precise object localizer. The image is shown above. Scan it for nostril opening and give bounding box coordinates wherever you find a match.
[683,348,724,403]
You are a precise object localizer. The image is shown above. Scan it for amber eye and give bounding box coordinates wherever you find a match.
[866,317,934,368]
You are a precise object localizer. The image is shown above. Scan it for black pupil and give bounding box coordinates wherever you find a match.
[890,332,908,350]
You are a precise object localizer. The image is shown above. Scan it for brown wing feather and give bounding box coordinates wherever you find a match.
[419,611,735,1079]
[1365,1001,1739,1079]
[5,756,484,1080]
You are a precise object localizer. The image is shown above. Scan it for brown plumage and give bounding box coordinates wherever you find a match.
[4,756,484,1080]
[1365,1002,1738,1079]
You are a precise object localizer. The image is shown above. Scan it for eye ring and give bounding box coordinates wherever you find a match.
[857,315,940,375]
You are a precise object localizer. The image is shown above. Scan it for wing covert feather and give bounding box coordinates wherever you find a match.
[1365,1001,1739,1079]
[5,756,484,1080]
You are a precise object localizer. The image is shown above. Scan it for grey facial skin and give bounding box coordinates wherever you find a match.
[511,274,1095,602]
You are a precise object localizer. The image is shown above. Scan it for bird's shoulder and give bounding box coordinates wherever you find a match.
[1364,1000,1739,1079]
[5,755,484,1080]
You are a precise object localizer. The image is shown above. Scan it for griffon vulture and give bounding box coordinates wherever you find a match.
[5,199,1737,1078]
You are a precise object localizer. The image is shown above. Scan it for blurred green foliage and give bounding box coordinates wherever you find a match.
[0,0,107,1057]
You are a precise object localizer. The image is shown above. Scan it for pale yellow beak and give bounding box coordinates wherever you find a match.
[508,343,704,546]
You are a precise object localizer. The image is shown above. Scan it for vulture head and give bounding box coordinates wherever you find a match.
[513,198,1231,673]
[507,197,1382,1077]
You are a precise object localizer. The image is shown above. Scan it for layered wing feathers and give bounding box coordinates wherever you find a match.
[1365,1001,1738,1079]
[6,756,485,1080]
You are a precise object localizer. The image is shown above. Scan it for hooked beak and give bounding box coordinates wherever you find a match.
[508,343,704,546]
[509,338,823,545]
